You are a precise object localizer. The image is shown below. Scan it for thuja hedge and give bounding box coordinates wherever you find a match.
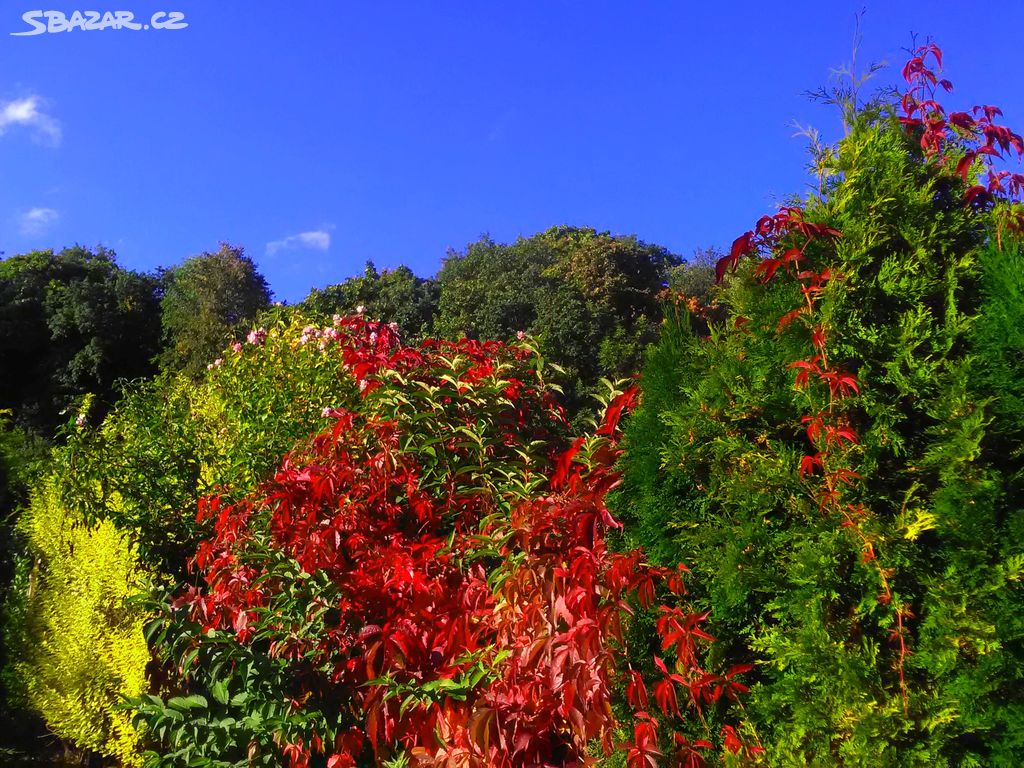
[612,47,1024,765]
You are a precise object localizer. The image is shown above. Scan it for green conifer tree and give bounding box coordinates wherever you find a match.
[613,47,1024,766]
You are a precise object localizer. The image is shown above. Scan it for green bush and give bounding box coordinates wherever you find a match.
[157,243,271,378]
[0,246,161,436]
[55,310,365,574]
[434,226,679,419]
[1,412,50,728]
[612,57,1024,765]
[301,261,439,341]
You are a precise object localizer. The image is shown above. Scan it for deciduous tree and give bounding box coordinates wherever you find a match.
[158,243,271,376]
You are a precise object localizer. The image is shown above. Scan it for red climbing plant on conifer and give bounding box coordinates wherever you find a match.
[611,42,1024,765]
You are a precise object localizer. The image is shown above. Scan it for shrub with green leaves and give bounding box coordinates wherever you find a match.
[301,261,439,341]
[54,310,367,574]
[612,47,1024,766]
[435,226,680,420]
[15,312,376,761]
[0,245,162,436]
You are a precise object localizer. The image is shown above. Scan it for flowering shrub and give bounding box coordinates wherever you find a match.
[19,312,413,762]
[55,310,376,574]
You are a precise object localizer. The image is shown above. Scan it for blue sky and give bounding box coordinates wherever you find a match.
[2,2,1023,303]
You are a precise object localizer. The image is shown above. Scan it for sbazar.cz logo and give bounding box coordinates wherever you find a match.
[11,10,188,35]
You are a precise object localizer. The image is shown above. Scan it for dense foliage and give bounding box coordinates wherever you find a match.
[52,310,373,574]
[667,248,718,308]
[0,412,48,748]
[158,244,272,377]
[12,478,150,766]
[1,225,685,763]
[0,245,162,435]
[613,46,1024,765]
[302,262,440,341]
[4,40,1023,768]
[133,315,758,767]
[4,312,373,765]
[435,226,680,415]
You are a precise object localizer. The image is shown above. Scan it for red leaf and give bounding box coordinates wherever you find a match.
[722,725,743,754]
[799,454,823,480]
[753,258,782,283]
[730,231,753,260]
[726,663,754,677]
[776,307,806,333]
[654,676,680,717]
[955,152,976,182]
[714,254,731,284]
[626,670,649,711]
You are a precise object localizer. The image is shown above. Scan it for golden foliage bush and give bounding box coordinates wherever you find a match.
[16,480,149,766]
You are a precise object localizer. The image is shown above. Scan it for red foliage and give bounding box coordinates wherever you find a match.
[174,321,749,766]
[899,42,1024,242]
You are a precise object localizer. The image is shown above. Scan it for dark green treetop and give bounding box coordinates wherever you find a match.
[158,243,271,377]
[0,245,161,435]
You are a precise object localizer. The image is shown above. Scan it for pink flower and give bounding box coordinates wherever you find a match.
[321,406,332,418]
[516,330,526,341]
[332,314,343,327]
[75,413,86,427]
[355,304,366,315]
[231,342,243,353]
[247,328,267,346]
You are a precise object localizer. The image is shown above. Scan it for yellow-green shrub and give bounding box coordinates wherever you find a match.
[16,479,149,766]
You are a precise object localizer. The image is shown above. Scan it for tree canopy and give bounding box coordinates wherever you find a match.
[301,261,439,340]
[435,226,680,413]
[0,245,161,436]
[158,243,271,377]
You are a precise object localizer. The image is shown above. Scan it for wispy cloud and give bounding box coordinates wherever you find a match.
[266,228,332,257]
[0,96,62,145]
[20,207,59,236]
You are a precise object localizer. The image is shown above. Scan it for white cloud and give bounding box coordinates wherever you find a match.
[0,96,61,145]
[266,229,332,257]
[19,207,59,236]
